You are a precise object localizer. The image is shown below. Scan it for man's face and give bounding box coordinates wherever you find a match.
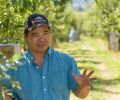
[25,25,51,53]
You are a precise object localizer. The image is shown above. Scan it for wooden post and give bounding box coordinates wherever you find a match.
[13,44,21,55]
[0,44,21,59]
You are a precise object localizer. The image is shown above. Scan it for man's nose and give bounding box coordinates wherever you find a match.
[38,34,45,41]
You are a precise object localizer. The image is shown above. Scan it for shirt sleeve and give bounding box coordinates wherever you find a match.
[68,57,81,91]
[6,66,24,99]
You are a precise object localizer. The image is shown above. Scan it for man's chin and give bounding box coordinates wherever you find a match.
[37,47,48,53]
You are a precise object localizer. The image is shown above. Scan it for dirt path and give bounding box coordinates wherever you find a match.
[58,38,120,100]
[96,63,120,100]
[92,39,120,100]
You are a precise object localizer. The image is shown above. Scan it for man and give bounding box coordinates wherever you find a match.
[7,14,96,100]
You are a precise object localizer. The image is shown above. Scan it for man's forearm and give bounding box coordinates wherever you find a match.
[73,85,90,99]
[5,92,13,100]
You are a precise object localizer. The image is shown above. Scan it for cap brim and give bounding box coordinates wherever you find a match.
[29,24,50,31]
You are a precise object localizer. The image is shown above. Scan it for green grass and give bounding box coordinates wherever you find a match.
[55,35,120,100]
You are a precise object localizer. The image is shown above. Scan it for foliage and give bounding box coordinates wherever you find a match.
[95,0,120,34]
[79,0,120,39]
[81,6,105,37]
[0,52,21,99]
[0,0,73,46]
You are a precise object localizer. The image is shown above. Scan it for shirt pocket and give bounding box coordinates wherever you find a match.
[48,71,68,91]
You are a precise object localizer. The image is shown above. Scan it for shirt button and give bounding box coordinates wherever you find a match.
[43,76,46,79]
[31,57,34,60]
[36,66,39,69]
[44,88,46,91]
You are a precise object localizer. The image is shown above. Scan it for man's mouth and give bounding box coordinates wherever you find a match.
[37,43,46,47]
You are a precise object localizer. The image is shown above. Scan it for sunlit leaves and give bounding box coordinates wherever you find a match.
[83,0,120,37]
[94,0,104,7]
[0,0,72,44]
[0,52,22,98]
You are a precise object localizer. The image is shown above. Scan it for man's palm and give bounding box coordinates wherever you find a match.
[72,69,96,87]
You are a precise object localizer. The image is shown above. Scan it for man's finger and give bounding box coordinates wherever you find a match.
[90,77,97,81]
[87,70,94,77]
[83,68,87,76]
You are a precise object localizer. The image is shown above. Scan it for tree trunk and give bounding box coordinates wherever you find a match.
[107,32,120,51]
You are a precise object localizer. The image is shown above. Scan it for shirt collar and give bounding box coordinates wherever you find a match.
[26,47,52,60]
[47,47,52,56]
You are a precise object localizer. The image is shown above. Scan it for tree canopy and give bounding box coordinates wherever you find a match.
[0,0,73,46]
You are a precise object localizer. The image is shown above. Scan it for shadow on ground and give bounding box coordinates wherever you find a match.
[92,78,120,94]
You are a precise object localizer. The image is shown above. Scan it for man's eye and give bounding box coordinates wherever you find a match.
[44,32,47,35]
[44,32,48,35]
[33,34,39,37]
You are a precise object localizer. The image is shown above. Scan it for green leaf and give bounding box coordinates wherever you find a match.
[11,0,16,5]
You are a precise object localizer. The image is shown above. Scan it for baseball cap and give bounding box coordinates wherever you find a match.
[24,14,50,34]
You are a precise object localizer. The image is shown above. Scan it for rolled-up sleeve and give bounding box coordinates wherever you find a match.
[68,57,81,91]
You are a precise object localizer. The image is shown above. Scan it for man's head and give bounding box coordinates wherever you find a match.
[24,14,50,36]
[24,14,51,53]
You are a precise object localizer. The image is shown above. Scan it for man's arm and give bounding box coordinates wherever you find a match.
[5,92,13,100]
[73,84,90,99]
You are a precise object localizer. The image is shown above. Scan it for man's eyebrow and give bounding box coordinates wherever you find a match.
[31,32,39,35]
[43,30,49,33]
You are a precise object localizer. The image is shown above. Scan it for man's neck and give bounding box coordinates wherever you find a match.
[31,50,47,66]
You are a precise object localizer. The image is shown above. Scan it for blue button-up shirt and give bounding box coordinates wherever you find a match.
[7,48,80,100]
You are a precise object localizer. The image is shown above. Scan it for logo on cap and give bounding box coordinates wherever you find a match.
[31,16,47,26]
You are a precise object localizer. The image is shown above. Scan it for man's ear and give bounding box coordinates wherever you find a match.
[24,35,27,43]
